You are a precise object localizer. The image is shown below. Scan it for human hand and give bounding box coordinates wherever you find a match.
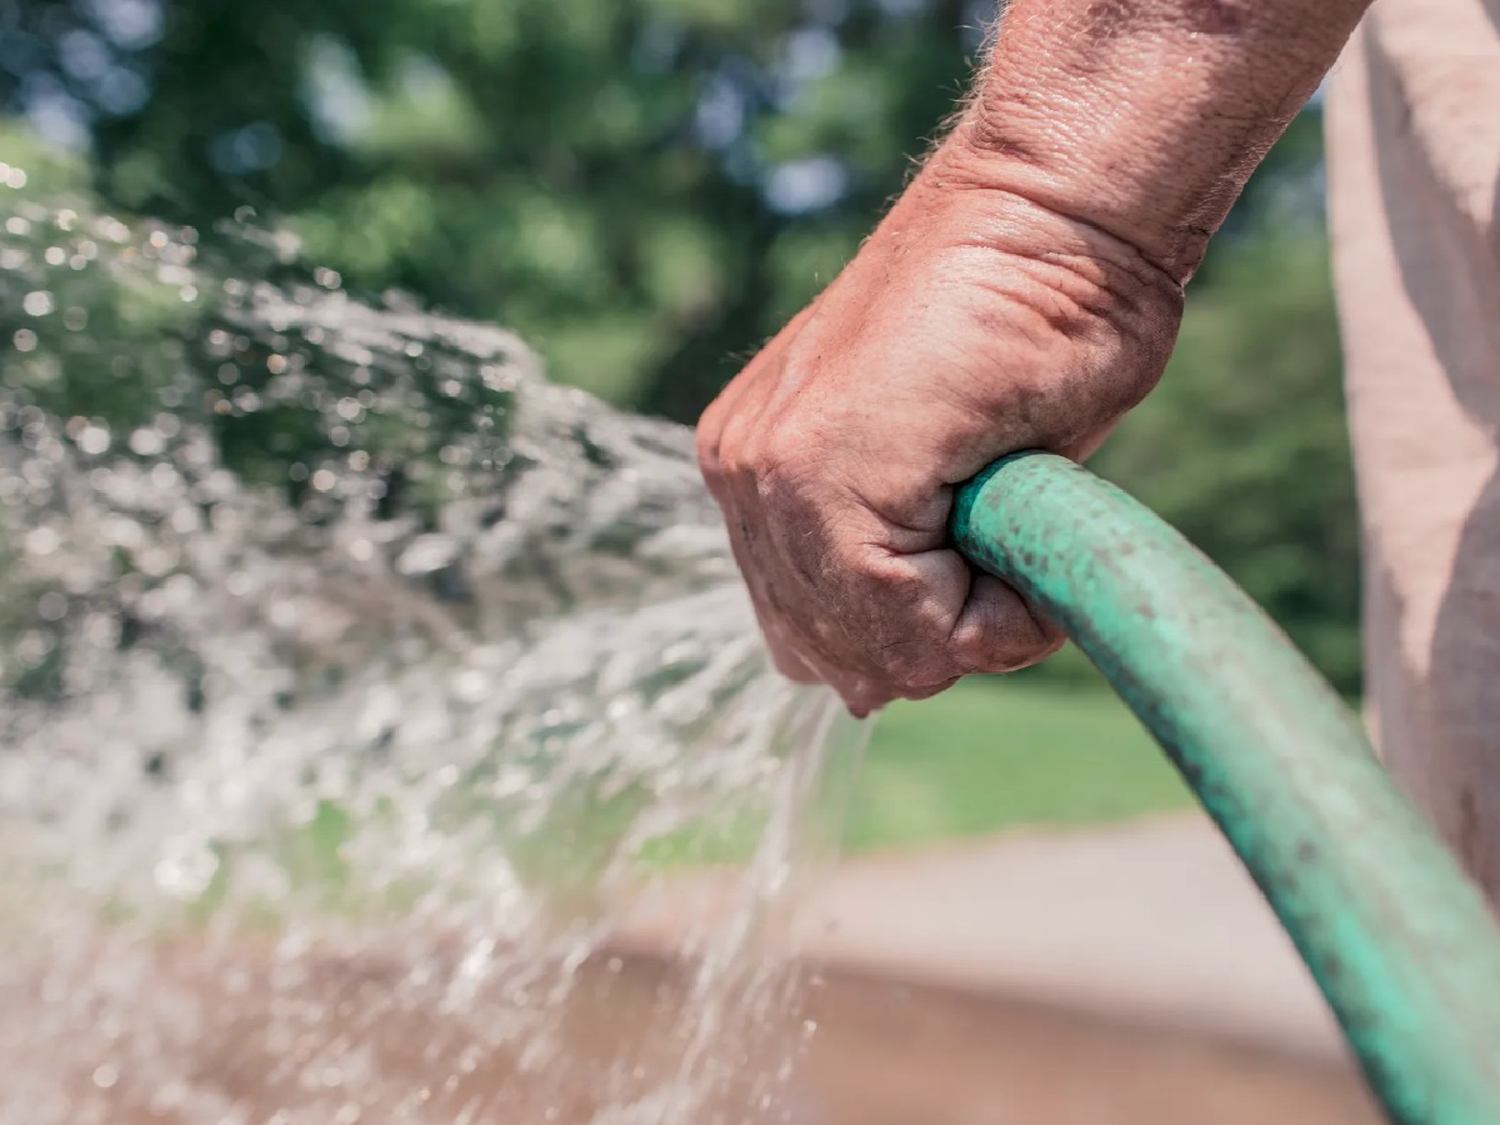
[696,142,1184,716]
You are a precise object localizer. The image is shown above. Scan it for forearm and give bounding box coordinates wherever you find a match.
[940,0,1372,282]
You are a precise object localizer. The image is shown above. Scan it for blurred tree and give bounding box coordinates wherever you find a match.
[3,0,1322,412]
[1,0,995,413]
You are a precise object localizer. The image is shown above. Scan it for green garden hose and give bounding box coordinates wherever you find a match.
[950,451,1500,1125]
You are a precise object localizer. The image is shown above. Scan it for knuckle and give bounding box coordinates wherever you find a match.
[845,548,920,598]
[722,412,774,475]
[751,429,819,496]
[748,457,792,503]
[694,422,723,479]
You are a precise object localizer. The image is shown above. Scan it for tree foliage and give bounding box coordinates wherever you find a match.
[2,0,997,414]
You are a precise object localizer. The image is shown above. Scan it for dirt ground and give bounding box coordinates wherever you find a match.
[0,938,1381,1125]
[800,964,1381,1125]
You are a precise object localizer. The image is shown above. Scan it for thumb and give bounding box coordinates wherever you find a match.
[947,571,1066,674]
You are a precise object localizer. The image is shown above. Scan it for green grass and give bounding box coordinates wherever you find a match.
[843,674,1195,854]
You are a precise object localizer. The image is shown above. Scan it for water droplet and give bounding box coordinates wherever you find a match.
[76,423,111,456]
[37,592,67,622]
[22,291,53,317]
[397,535,459,577]
[24,526,59,556]
[97,215,130,243]
[153,840,220,900]
[127,429,162,456]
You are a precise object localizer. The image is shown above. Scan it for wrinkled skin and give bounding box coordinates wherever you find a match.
[696,142,1185,716]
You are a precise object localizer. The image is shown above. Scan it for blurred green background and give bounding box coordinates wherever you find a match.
[0,0,1357,845]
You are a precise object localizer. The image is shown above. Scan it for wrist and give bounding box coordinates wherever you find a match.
[907,140,1186,311]
[936,102,1236,284]
[939,0,1370,282]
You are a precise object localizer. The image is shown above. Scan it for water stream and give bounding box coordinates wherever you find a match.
[0,161,868,1123]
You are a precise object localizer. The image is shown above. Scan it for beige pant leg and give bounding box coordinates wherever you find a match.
[1325,1,1500,898]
